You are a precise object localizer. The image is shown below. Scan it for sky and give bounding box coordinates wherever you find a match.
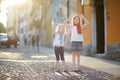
[0,0,27,27]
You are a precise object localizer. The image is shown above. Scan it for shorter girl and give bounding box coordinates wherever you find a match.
[53,24,66,72]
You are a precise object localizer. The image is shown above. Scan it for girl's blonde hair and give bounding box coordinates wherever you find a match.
[55,24,66,33]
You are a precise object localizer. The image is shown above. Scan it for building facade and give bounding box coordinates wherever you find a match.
[51,0,120,56]
[79,0,120,55]
[6,0,120,56]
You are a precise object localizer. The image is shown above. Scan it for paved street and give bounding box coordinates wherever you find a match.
[0,46,119,80]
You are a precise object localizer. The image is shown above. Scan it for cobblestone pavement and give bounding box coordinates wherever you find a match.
[0,60,116,80]
[0,46,119,80]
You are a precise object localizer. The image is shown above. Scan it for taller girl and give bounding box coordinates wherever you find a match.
[64,14,89,72]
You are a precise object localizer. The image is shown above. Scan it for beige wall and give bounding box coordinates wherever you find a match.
[46,8,52,47]
[40,0,52,47]
[107,0,120,45]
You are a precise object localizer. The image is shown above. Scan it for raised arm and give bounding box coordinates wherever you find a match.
[52,23,58,34]
[63,16,73,24]
[63,24,71,37]
[80,14,90,27]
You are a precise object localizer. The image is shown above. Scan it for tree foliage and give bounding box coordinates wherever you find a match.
[0,0,6,33]
[0,22,6,33]
[0,0,3,12]
[0,0,2,4]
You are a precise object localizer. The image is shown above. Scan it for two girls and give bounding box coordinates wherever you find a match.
[53,14,89,72]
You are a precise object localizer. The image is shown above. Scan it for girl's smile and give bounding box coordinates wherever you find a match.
[74,16,80,24]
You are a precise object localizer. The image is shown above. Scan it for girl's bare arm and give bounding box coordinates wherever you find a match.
[63,16,73,24]
[80,14,90,27]
[52,24,58,34]
[63,24,71,37]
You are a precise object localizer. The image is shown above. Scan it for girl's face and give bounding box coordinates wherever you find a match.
[73,16,80,24]
[58,25,64,33]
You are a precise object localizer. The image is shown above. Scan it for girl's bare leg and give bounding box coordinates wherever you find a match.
[62,60,67,71]
[72,51,77,70]
[77,51,80,70]
[56,61,60,71]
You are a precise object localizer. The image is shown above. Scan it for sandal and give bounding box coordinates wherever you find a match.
[55,69,60,72]
[71,69,78,72]
[63,70,68,72]
[76,70,84,74]
[76,70,81,72]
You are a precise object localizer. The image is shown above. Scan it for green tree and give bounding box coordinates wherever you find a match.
[0,0,3,12]
[0,22,6,33]
[0,0,2,3]
[0,0,6,33]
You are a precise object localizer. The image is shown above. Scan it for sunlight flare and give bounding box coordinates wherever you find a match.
[4,0,27,6]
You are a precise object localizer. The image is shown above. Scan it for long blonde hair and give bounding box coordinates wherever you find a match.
[55,24,66,33]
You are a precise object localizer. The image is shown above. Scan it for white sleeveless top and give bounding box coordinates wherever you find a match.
[53,33,64,46]
[71,26,84,42]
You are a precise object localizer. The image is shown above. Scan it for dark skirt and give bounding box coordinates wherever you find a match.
[71,41,83,51]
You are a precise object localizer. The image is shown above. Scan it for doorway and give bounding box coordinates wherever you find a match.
[95,0,105,53]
